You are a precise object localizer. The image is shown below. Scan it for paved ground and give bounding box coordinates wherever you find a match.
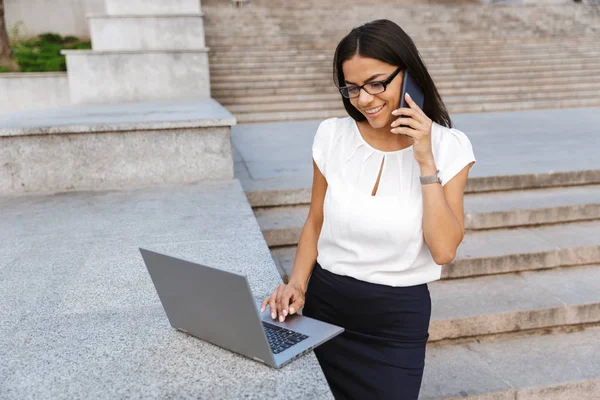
[232,107,600,192]
[0,181,332,399]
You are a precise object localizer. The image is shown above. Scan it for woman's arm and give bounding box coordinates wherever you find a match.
[261,159,327,321]
[391,94,473,265]
[419,160,472,265]
[287,160,327,292]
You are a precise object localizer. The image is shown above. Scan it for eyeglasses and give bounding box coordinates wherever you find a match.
[337,67,403,99]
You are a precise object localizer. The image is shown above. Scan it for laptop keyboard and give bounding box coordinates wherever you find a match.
[263,322,309,354]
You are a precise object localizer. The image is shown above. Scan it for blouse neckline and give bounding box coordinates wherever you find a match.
[352,119,413,155]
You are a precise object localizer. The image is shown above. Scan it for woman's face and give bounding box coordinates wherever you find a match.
[342,54,403,130]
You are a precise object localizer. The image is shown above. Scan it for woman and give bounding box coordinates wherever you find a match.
[261,19,476,400]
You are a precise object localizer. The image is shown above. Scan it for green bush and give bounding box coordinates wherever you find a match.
[3,32,92,73]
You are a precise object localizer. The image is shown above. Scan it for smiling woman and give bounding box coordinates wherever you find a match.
[261,19,476,400]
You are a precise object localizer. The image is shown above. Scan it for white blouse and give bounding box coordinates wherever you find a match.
[312,116,476,287]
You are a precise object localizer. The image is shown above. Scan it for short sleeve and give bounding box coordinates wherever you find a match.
[312,118,336,178]
[432,123,476,187]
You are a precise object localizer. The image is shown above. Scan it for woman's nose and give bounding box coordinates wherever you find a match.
[357,87,374,105]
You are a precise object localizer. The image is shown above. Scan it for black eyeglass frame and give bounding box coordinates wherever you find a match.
[337,67,403,99]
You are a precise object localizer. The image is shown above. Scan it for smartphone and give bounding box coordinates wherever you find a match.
[398,69,425,129]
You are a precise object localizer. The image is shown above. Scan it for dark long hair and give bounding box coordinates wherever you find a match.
[333,19,452,128]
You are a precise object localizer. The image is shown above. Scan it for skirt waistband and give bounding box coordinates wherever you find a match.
[313,261,428,295]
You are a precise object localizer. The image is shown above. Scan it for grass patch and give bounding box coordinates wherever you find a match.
[3,33,91,73]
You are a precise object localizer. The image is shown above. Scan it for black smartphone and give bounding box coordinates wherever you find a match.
[398,69,425,129]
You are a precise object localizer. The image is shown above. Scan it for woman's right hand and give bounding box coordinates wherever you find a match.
[260,281,306,323]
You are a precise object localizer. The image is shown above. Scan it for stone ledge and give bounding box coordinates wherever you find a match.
[63,52,211,104]
[0,99,236,137]
[105,0,202,15]
[0,99,237,195]
[0,179,332,399]
[421,327,600,399]
[87,13,205,18]
[0,72,67,78]
[88,14,206,51]
[61,48,210,55]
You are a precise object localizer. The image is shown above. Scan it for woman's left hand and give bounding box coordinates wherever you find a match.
[390,93,434,166]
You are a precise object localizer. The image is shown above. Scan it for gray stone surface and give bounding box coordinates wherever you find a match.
[464,184,600,229]
[0,126,232,195]
[254,205,308,247]
[89,14,206,51]
[4,0,105,38]
[465,185,600,212]
[420,327,600,399]
[458,220,600,258]
[0,73,70,115]
[429,264,600,340]
[232,107,600,206]
[0,99,237,195]
[0,180,333,399]
[205,0,600,122]
[0,98,236,136]
[449,220,600,278]
[105,0,201,15]
[62,50,210,104]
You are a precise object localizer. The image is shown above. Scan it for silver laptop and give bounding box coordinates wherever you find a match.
[139,248,344,369]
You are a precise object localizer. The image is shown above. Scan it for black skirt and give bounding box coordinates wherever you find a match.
[303,262,431,400]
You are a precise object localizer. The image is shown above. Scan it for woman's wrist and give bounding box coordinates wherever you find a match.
[419,158,437,176]
[288,276,308,293]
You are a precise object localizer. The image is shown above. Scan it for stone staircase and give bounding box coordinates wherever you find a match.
[61,0,210,105]
[203,1,600,123]
[231,107,600,397]
[258,180,600,340]
[256,170,600,398]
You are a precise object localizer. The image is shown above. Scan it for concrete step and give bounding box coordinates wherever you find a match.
[88,14,206,51]
[446,219,600,279]
[218,82,600,106]
[205,35,600,53]
[61,49,210,105]
[464,185,600,230]
[208,45,600,63]
[232,97,600,123]
[105,0,201,14]
[210,63,600,83]
[206,37,600,61]
[203,7,598,22]
[205,32,600,47]
[234,109,346,124]
[270,220,600,281]
[209,52,600,72]
[0,99,235,195]
[445,97,600,114]
[256,185,600,247]
[208,41,600,60]
[422,326,600,399]
[205,25,599,40]
[429,264,600,341]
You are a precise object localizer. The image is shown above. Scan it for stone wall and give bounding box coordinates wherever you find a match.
[0,73,70,115]
[5,0,105,39]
